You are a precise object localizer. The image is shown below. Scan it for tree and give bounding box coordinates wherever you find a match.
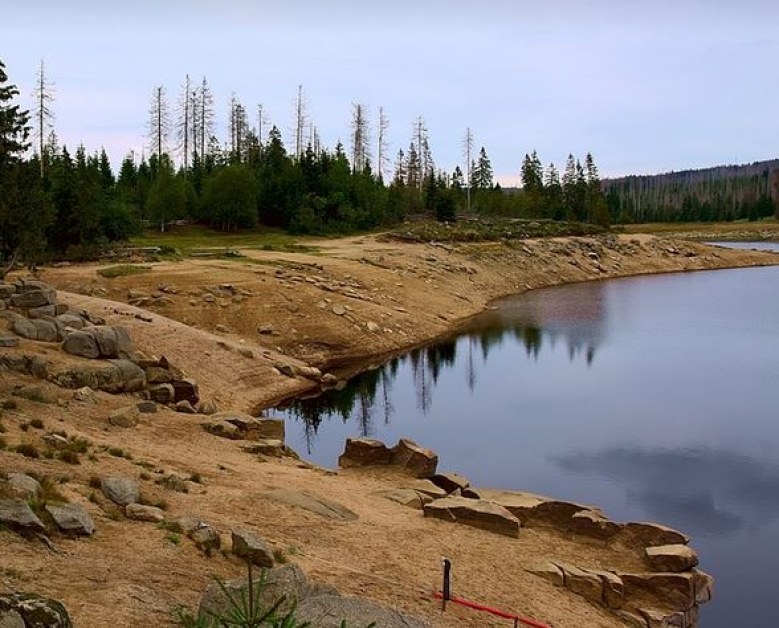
[176,74,192,169]
[521,150,544,210]
[585,152,609,227]
[463,127,474,213]
[202,164,258,231]
[148,85,170,157]
[350,103,370,173]
[32,59,55,177]
[294,85,308,159]
[195,77,215,160]
[544,162,564,219]
[471,146,493,191]
[145,155,187,231]
[0,60,29,171]
[376,106,389,182]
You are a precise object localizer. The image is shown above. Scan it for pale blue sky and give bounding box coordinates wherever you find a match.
[3,0,778,183]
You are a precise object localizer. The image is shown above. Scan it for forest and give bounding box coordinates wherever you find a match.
[1,58,776,273]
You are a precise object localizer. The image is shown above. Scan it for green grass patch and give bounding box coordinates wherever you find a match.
[98,264,153,279]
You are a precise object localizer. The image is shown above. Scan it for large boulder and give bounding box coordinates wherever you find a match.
[296,594,428,628]
[477,488,597,530]
[620,572,695,611]
[205,412,284,441]
[621,522,690,547]
[554,563,603,604]
[231,529,274,567]
[125,504,165,523]
[5,473,42,501]
[31,319,59,343]
[645,545,699,573]
[62,331,100,359]
[0,500,45,531]
[148,384,175,404]
[430,472,469,494]
[390,438,438,478]
[10,318,37,340]
[172,378,199,405]
[45,503,95,536]
[0,593,71,628]
[100,476,139,506]
[338,438,392,468]
[108,405,140,428]
[10,289,56,309]
[376,488,428,510]
[423,497,520,538]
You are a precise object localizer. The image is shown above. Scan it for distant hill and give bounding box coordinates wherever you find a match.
[602,159,779,223]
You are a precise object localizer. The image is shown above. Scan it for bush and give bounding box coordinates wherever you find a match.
[15,443,39,458]
[58,450,81,465]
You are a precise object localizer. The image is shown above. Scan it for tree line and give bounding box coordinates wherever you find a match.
[1,59,614,272]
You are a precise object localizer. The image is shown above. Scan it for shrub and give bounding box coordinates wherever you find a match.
[88,475,102,489]
[15,443,39,459]
[59,450,81,465]
[30,418,44,429]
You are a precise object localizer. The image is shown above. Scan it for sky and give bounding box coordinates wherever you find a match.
[3,0,779,185]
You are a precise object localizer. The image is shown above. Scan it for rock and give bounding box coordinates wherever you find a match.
[366,321,380,333]
[175,400,196,414]
[320,373,338,388]
[45,503,95,536]
[5,473,42,500]
[144,366,173,384]
[238,347,253,359]
[55,313,84,331]
[402,479,448,499]
[172,378,199,405]
[108,405,140,428]
[100,476,139,506]
[638,607,689,627]
[593,569,625,609]
[242,439,286,457]
[430,472,469,494]
[0,499,45,531]
[525,561,565,587]
[103,359,146,393]
[198,564,328,621]
[332,304,346,316]
[158,473,189,493]
[125,503,165,522]
[231,529,274,567]
[645,544,699,573]
[692,569,714,604]
[197,399,218,415]
[148,384,175,404]
[137,400,157,413]
[0,283,15,298]
[555,563,603,604]
[41,434,69,450]
[0,608,24,628]
[620,572,695,610]
[10,318,37,340]
[275,362,295,377]
[258,325,273,335]
[296,594,428,628]
[206,411,285,440]
[214,324,230,333]
[10,289,56,309]
[614,610,649,627]
[72,387,96,403]
[477,488,595,529]
[424,497,520,538]
[0,593,72,628]
[0,335,19,348]
[27,304,58,319]
[62,331,100,359]
[31,320,58,342]
[265,488,358,521]
[622,522,690,547]
[390,438,438,477]
[191,525,220,554]
[338,437,392,468]
[294,365,322,380]
[569,509,621,540]
[91,326,120,357]
[377,488,427,510]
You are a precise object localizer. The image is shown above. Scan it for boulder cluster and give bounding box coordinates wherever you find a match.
[340,437,713,628]
[0,279,203,410]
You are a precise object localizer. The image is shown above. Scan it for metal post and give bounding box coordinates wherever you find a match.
[441,558,452,611]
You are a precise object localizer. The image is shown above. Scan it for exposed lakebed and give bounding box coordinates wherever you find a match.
[277,246,779,627]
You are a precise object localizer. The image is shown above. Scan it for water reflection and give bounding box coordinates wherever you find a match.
[279,282,609,452]
[555,447,779,537]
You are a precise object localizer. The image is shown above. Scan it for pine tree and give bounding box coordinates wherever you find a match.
[32,59,55,177]
[147,85,170,157]
[0,60,30,170]
[350,103,370,173]
[176,74,192,169]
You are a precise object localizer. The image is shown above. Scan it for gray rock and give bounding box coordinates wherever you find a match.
[62,331,100,359]
[10,289,55,309]
[265,488,358,521]
[45,503,95,536]
[197,400,218,415]
[5,473,42,501]
[55,313,84,331]
[27,305,58,319]
[137,400,157,413]
[148,383,175,404]
[108,405,140,428]
[191,525,220,554]
[10,318,37,340]
[296,594,428,628]
[125,503,165,522]
[144,366,173,384]
[0,609,25,628]
[231,528,274,567]
[424,497,520,538]
[0,283,15,299]
[100,476,139,506]
[0,335,19,348]
[91,326,118,357]
[175,400,196,414]
[0,593,72,628]
[72,386,96,403]
[0,499,45,531]
[31,319,58,342]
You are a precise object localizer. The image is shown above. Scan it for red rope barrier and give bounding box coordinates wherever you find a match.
[433,591,551,628]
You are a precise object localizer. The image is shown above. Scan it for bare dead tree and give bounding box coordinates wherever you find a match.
[376,106,389,181]
[256,103,269,146]
[413,116,431,187]
[294,85,308,159]
[228,95,249,161]
[463,127,474,213]
[147,85,171,157]
[197,77,215,159]
[176,74,192,169]
[350,103,370,173]
[32,59,55,177]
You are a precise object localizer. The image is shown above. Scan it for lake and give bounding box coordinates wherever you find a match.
[277,248,779,627]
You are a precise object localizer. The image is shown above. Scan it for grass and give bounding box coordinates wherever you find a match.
[107,446,132,459]
[0,399,18,411]
[98,264,152,278]
[88,475,102,489]
[385,217,605,244]
[15,443,39,459]
[131,225,319,256]
[166,532,182,546]
[58,450,81,465]
[11,388,50,404]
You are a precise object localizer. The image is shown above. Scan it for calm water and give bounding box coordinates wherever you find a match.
[277,252,779,627]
